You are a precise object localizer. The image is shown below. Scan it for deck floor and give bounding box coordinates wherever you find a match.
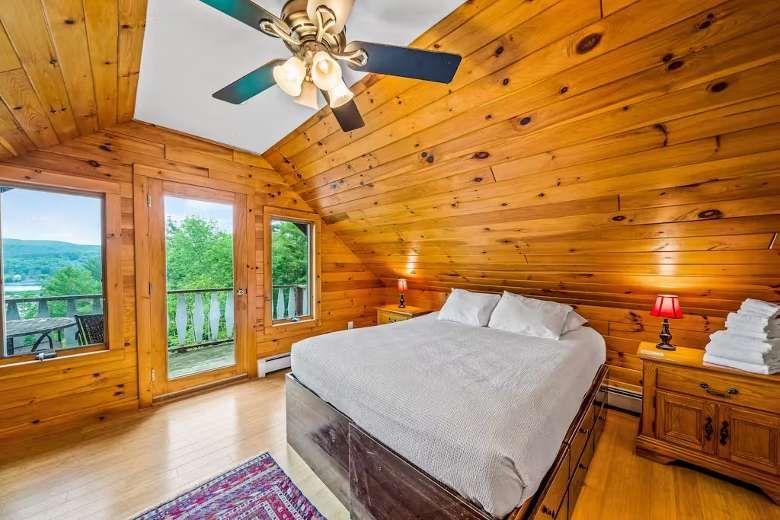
[0,372,777,519]
[168,342,235,379]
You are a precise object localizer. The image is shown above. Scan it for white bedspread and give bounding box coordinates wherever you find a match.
[290,313,605,518]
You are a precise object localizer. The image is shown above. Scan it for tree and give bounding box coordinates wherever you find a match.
[165,216,233,290]
[42,266,102,296]
[271,220,309,286]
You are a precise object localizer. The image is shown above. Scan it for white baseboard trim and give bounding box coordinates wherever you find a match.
[258,353,291,378]
[605,385,642,414]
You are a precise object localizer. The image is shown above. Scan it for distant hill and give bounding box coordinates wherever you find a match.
[3,239,100,284]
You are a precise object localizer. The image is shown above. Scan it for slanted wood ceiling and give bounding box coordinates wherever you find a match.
[0,0,147,158]
[265,0,780,390]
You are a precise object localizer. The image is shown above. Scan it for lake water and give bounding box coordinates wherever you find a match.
[4,284,42,293]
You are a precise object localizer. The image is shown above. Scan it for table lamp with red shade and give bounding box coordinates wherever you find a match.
[397,278,408,308]
[650,294,683,350]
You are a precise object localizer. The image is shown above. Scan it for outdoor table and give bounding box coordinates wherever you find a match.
[5,317,77,355]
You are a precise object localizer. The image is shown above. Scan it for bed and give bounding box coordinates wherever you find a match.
[286,312,608,519]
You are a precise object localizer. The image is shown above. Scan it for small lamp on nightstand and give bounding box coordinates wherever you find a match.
[397,278,407,308]
[650,294,683,351]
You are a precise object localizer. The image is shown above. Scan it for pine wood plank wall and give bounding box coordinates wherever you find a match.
[264,0,780,394]
[0,121,381,436]
[0,0,147,156]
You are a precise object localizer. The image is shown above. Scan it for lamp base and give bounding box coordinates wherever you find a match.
[398,293,405,309]
[656,318,675,351]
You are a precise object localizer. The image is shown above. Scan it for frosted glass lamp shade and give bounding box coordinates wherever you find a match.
[273,57,306,97]
[327,78,353,108]
[311,51,342,91]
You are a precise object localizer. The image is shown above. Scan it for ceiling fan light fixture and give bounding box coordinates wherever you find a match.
[272,56,306,97]
[311,51,342,91]
[327,78,353,108]
[307,0,355,33]
[294,80,320,109]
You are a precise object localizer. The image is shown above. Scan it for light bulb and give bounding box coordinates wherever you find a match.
[273,57,306,97]
[310,51,341,91]
[294,81,320,110]
[327,78,353,108]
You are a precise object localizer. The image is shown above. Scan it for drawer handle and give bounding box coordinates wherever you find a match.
[579,426,589,434]
[541,505,556,517]
[578,462,588,471]
[704,416,714,441]
[699,383,738,398]
[720,421,729,446]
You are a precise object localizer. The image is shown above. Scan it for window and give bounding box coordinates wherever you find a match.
[1,185,106,358]
[264,208,320,329]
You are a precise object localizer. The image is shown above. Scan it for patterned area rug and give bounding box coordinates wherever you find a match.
[134,453,326,520]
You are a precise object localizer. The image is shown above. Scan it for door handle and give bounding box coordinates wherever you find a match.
[236,288,246,296]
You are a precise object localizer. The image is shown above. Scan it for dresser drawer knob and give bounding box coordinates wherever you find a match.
[699,383,738,398]
[541,505,556,517]
[704,416,714,441]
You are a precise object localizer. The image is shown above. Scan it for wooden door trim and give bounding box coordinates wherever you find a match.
[134,176,255,406]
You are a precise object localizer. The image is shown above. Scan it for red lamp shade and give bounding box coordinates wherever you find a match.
[650,294,683,319]
[397,279,408,293]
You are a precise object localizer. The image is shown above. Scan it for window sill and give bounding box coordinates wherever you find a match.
[0,344,114,369]
[265,317,321,336]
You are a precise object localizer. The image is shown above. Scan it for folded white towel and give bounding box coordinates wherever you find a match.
[708,330,780,353]
[739,298,780,318]
[705,342,780,365]
[725,312,779,339]
[703,352,780,375]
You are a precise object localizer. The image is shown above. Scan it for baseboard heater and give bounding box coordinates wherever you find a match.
[258,353,291,377]
[605,385,642,415]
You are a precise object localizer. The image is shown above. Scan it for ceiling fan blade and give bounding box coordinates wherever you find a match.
[198,0,286,33]
[345,41,462,84]
[324,96,364,132]
[213,59,284,104]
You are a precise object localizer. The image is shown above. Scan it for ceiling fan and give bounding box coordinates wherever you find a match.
[199,0,463,132]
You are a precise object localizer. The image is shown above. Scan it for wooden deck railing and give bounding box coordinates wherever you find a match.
[5,293,103,349]
[166,288,234,353]
[272,284,309,321]
[5,284,309,353]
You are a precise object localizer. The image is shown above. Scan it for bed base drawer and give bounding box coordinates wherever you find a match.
[533,447,569,520]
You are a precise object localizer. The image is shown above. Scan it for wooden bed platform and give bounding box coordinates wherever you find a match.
[285,364,608,520]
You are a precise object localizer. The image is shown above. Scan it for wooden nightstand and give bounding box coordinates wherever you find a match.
[636,341,780,503]
[376,305,430,325]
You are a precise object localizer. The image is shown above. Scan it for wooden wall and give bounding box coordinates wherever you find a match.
[0,121,381,436]
[264,0,780,394]
[0,0,147,155]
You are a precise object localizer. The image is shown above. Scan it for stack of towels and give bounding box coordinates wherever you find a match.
[703,298,780,374]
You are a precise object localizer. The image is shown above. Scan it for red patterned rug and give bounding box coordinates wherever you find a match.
[134,453,326,520]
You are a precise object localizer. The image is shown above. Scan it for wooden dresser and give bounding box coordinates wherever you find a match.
[636,342,780,503]
[375,304,430,324]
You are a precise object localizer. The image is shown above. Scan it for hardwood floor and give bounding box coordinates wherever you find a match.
[0,372,777,519]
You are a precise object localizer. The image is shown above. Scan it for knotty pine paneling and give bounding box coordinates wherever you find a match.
[0,121,381,436]
[266,0,780,393]
[0,0,147,156]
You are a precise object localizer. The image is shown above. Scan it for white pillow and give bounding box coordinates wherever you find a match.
[437,289,500,327]
[487,292,572,339]
[562,310,588,334]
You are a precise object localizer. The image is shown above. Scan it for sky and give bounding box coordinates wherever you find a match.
[0,188,234,246]
[164,196,233,233]
[1,187,102,245]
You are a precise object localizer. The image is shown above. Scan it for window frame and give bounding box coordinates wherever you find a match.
[263,206,321,334]
[0,169,124,368]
